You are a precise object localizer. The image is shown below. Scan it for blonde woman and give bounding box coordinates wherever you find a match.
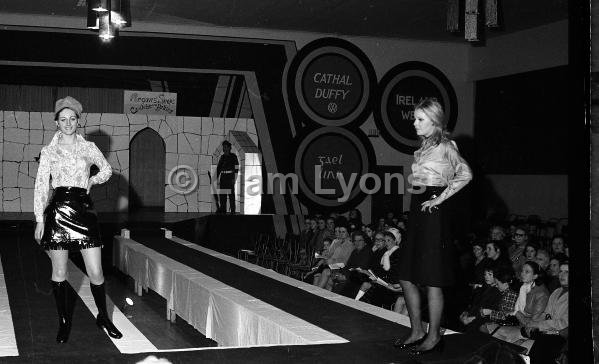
[395,98,472,354]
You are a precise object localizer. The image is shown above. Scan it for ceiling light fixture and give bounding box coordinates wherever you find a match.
[87,0,131,41]
[447,0,499,42]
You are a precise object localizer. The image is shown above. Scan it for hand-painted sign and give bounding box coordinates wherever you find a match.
[124,91,177,115]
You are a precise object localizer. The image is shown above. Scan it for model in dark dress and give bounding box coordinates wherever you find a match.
[394,99,472,355]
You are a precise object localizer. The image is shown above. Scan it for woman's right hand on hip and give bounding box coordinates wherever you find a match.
[34,222,44,243]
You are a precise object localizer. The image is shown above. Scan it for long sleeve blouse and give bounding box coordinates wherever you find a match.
[411,140,472,204]
[528,287,568,334]
[489,288,519,322]
[33,132,112,222]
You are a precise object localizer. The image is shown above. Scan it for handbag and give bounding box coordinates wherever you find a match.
[496,315,520,326]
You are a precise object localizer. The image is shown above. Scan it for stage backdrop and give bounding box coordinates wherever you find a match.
[0,111,260,214]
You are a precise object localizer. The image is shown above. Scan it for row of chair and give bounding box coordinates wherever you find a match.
[237,232,319,280]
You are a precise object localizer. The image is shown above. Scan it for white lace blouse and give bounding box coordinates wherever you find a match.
[33,132,112,222]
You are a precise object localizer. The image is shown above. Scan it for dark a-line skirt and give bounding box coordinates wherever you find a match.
[397,185,457,287]
[41,186,103,251]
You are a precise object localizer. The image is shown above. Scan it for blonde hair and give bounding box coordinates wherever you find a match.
[414,98,449,149]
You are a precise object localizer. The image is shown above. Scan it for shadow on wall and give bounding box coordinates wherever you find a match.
[86,130,130,214]
[454,134,508,233]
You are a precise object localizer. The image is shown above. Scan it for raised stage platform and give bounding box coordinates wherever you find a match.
[0,213,528,363]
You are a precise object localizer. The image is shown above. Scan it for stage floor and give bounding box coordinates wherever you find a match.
[0,217,525,363]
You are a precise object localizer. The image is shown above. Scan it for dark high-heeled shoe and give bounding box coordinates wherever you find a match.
[393,335,426,349]
[410,337,445,355]
[96,314,123,339]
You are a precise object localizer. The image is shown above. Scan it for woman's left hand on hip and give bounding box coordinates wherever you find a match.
[420,198,440,213]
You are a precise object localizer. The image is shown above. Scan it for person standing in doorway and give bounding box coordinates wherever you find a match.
[216,140,239,214]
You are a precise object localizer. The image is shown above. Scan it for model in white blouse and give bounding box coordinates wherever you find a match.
[33,131,112,223]
[33,102,122,343]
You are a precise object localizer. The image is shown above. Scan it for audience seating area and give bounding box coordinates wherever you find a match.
[236,210,569,364]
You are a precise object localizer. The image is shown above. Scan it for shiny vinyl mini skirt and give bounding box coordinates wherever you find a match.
[41,186,103,251]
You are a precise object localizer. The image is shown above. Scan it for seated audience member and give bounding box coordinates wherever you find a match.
[331,231,372,295]
[324,217,336,241]
[466,241,487,287]
[550,235,567,257]
[459,267,502,332]
[482,241,512,273]
[314,224,355,289]
[534,249,550,271]
[348,209,363,231]
[524,243,538,263]
[508,227,529,272]
[545,253,568,294]
[523,261,569,363]
[488,261,549,343]
[362,228,403,309]
[489,225,509,249]
[307,236,335,284]
[299,217,314,247]
[310,216,327,252]
[396,219,406,231]
[376,217,386,232]
[362,224,375,244]
[480,267,519,332]
[352,231,387,300]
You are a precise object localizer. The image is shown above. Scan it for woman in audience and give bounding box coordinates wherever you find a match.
[480,267,519,333]
[550,236,567,256]
[363,229,403,308]
[489,261,549,343]
[353,231,387,300]
[524,243,538,262]
[362,224,375,244]
[483,241,511,273]
[348,209,363,231]
[534,249,550,271]
[545,253,568,293]
[467,241,487,287]
[523,261,569,363]
[332,231,372,295]
[459,267,502,332]
[315,224,354,288]
[394,98,472,354]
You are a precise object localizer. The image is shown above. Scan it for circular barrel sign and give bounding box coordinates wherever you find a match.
[288,38,376,128]
[374,62,458,153]
[294,127,373,208]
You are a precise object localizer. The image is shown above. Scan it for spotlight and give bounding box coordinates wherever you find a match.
[90,0,110,12]
[98,11,116,41]
[123,297,134,318]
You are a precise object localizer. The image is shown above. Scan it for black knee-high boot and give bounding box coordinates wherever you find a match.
[90,282,123,339]
[51,281,71,343]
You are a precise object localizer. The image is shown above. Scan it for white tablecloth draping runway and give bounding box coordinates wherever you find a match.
[113,236,346,348]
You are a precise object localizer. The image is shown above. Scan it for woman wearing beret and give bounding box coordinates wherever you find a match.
[34,96,122,343]
[394,98,472,355]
